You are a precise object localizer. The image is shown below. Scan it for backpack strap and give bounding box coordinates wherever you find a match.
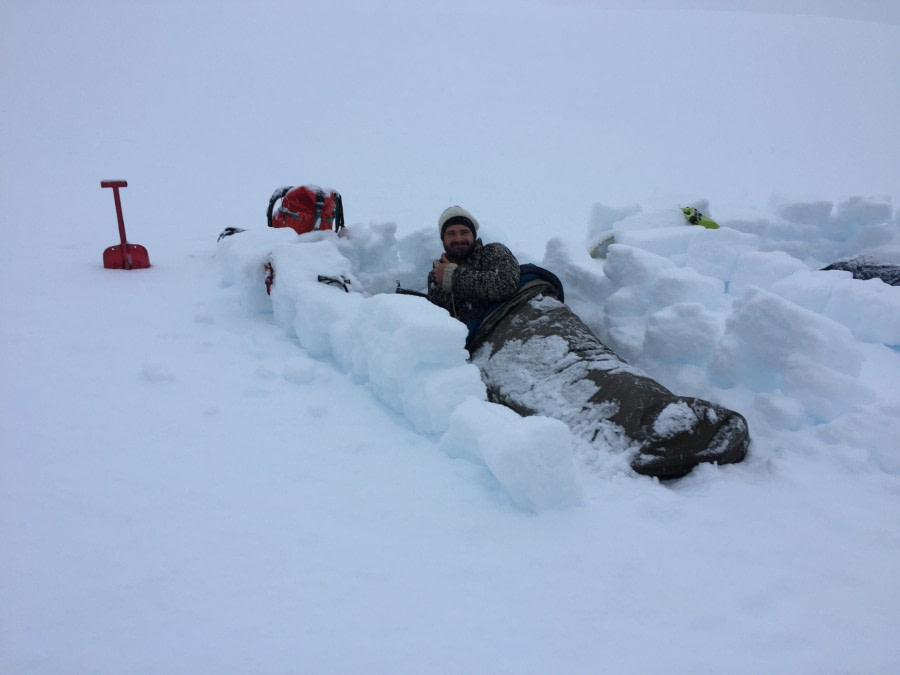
[333,191,345,233]
[267,186,292,228]
[313,189,326,230]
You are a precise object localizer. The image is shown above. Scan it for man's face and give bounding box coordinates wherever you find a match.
[443,225,475,261]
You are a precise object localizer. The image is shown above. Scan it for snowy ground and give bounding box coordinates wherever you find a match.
[3,1,900,673]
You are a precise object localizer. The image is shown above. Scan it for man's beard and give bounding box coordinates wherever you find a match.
[444,240,475,263]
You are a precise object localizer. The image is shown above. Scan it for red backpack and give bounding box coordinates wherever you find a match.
[267,185,345,235]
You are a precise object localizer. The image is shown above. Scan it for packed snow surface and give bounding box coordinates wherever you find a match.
[2,1,900,673]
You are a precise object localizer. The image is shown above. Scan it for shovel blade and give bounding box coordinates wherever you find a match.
[104,243,151,270]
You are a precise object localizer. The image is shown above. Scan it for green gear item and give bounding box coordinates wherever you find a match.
[589,207,720,260]
[681,206,719,229]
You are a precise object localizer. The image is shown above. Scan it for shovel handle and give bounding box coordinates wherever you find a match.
[101,180,129,265]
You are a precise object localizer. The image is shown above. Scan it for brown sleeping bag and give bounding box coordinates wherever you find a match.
[468,281,750,479]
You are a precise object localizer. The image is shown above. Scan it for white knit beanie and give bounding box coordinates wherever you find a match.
[438,205,480,238]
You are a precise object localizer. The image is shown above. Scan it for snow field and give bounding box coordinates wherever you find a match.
[4,3,900,671]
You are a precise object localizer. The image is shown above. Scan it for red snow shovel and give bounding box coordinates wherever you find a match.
[101,179,150,269]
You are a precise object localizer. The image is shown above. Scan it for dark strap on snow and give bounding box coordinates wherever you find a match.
[267,186,292,228]
[317,274,351,292]
[395,281,428,297]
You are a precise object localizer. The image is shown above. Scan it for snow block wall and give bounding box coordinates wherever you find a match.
[217,227,582,512]
[551,196,900,439]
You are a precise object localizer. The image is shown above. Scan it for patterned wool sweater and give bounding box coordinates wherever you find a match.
[427,240,521,325]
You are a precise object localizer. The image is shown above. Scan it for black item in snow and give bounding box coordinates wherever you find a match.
[317,274,352,292]
[217,227,246,242]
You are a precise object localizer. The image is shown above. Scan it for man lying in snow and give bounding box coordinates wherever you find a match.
[427,206,750,480]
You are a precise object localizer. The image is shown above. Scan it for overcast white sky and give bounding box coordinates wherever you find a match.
[1,0,897,254]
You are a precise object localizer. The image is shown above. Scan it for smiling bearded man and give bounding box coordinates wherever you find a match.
[426,206,521,326]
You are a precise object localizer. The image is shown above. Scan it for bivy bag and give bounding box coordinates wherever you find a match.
[468,283,750,479]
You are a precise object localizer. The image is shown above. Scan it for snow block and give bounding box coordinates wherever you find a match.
[710,287,873,421]
[773,198,833,225]
[649,266,727,310]
[729,250,808,294]
[823,278,900,346]
[643,303,722,365]
[773,267,900,345]
[617,226,699,259]
[293,285,365,358]
[588,202,642,239]
[771,269,848,315]
[441,398,582,513]
[603,245,673,288]
[544,237,612,304]
[268,237,360,353]
[216,227,298,314]
[685,227,759,284]
[330,293,486,435]
[833,195,893,228]
[610,207,703,260]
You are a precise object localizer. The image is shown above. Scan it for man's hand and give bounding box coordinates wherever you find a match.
[433,253,450,285]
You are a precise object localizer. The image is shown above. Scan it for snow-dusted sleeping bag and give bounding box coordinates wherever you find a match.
[468,282,750,479]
